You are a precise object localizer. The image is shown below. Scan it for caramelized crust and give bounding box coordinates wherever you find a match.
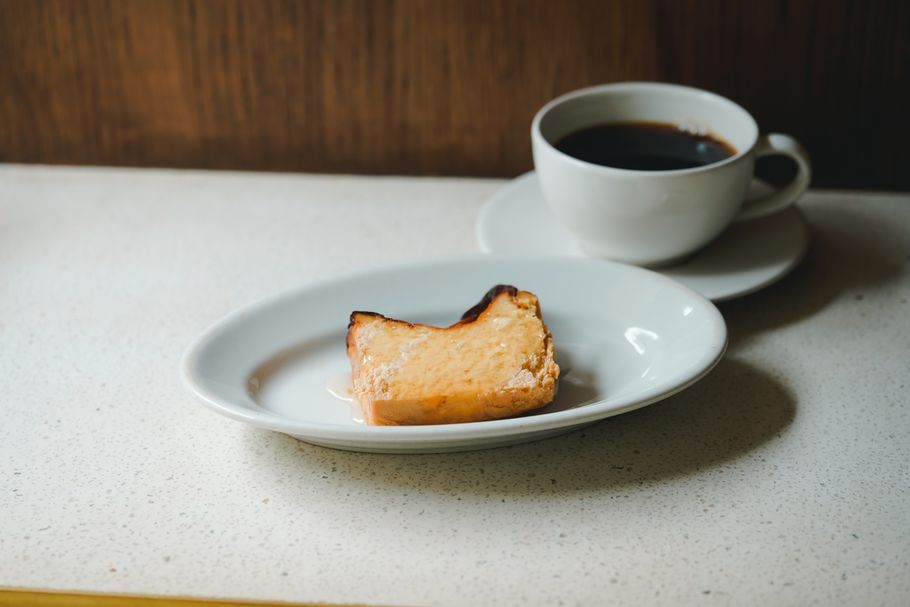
[346,285,559,425]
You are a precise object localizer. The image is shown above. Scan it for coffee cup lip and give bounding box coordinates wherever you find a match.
[531,81,759,177]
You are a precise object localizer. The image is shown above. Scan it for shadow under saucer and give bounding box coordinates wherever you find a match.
[719,199,906,348]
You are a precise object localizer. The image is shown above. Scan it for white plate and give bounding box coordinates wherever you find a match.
[180,257,727,453]
[476,172,810,302]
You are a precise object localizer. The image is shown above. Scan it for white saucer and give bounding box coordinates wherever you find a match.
[477,172,809,302]
[181,256,726,453]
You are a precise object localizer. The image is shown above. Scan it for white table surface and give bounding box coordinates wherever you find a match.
[1,165,908,606]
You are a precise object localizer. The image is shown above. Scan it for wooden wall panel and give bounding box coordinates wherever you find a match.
[0,0,907,188]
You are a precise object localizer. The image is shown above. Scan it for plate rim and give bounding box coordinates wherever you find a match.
[179,255,728,444]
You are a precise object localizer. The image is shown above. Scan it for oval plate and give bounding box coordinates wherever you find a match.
[180,256,727,453]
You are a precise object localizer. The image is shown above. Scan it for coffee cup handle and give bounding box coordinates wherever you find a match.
[734,133,812,222]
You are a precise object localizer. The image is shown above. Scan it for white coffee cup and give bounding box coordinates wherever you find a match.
[531,82,811,267]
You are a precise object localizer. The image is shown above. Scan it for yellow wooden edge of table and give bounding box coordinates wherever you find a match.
[0,588,378,607]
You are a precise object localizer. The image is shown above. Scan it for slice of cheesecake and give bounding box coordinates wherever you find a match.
[346,285,560,426]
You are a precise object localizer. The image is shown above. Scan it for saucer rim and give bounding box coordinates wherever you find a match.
[476,171,810,302]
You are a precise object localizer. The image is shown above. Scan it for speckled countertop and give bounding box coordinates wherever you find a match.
[1,165,908,606]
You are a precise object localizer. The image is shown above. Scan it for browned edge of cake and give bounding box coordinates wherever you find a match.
[346,284,521,352]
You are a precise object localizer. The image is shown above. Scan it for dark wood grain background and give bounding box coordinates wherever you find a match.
[1,0,907,189]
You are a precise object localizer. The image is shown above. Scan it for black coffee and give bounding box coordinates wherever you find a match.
[554,121,736,171]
